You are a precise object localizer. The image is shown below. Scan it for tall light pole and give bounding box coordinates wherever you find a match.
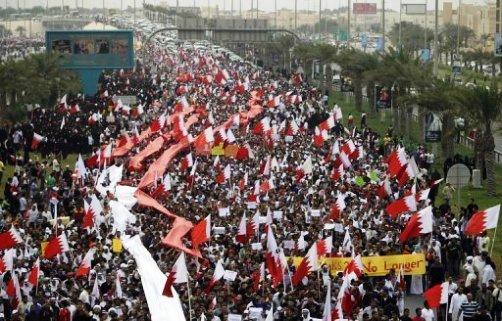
[457,0,461,55]
[295,0,297,30]
[382,0,385,50]
[347,0,351,40]
[433,0,439,76]
[319,0,322,35]
[274,0,277,28]
[398,0,402,49]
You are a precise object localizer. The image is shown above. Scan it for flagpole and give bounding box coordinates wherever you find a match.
[186,277,194,321]
[490,225,498,257]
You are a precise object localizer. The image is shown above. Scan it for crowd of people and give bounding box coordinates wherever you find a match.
[0,36,44,62]
[0,24,499,321]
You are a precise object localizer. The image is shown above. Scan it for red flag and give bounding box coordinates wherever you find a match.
[0,227,23,251]
[465,205,501,235]
[43,233,70,259]
[386,195,417,219]
[191,215,211,248]
[399,206,434,243]
[423,282,449,308]
[27,259,40,287]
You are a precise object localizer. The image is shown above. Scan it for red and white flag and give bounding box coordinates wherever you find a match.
[83,195,103,229]
[0,250,14,273]
[246,210,260,239]
[251,262,265,291]
[386,195,417,219]
[339,152,352,169]
[75,248,95,277]
[191,215,211,249]
[415,188,431,202]
[43,233,70,259]
[316,236,333,256]
[377,178,392,199]
[423,282,449,308]
[344,254,365,280]
[236,213,248,243]
[162,252,189,297]
[205,260,225,293]
[215,165,231,184]
[292,242,319,286]
[397,163,416,186]
[329,195,346,221]
[285,119,300,136]
[151,174,172,198]
[6,272,21,308]
[31,133,45,150]
[266,228,284,288]
[252,117,271,136]
[27,258,40,287]
[465,205,501,235]
[319,114,335,131]
[399,206,434,243]
[194,127,215,153]
[180,153,194,171]
[387,148,408,177]
[0,227,23,251]
[267,95,281,108]
[331,164,344,182]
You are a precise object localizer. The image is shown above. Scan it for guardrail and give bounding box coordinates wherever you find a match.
[340,91,502,164]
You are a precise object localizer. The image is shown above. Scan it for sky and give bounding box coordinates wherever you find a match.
[3,0,493,11]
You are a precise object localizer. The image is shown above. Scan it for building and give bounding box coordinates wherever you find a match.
[442,1,497,36]
[497,0,501,33]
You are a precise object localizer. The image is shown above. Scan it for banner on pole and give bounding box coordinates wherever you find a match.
[404,4,427,15]
[495,33,502,57]
[353,3,377,15]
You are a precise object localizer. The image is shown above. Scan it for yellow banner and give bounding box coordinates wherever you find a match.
[291,253,426,276]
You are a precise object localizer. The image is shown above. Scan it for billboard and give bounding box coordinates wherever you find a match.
[46,30,134,69]
[424,112,442,142]
[404,4,427,15]
[46,30,134,95]
[375,85,392,109]
[353,3,377,15]
[495,33,502,57]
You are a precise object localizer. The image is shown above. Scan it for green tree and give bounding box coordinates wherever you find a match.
[0,25,11,37]
[333,49,378,112]
[388,22,432,56]
[440,23,476,64]
[15,25,26,37]
[0,53,81,124]
[411,78,460,159]
[452,82,502,196]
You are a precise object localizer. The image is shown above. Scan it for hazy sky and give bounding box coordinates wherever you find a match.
[3,0,492,11]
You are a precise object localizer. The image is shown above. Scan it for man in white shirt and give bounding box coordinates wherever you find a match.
[421,302,435,321]
[449,287,467,321]
[482,263,496,287]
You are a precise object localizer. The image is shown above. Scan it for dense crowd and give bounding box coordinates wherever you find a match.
[0,29,499,321]
[0,37,44,62]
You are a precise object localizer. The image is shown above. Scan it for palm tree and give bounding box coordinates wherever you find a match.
[15,25,26,37]
[366,49,430,137]
[410,78,460,159]
[311,43,338,94]
[452,82,502,196]
[333,49,378,112]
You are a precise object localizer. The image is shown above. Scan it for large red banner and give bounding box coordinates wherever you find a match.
[353,3,377,14]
